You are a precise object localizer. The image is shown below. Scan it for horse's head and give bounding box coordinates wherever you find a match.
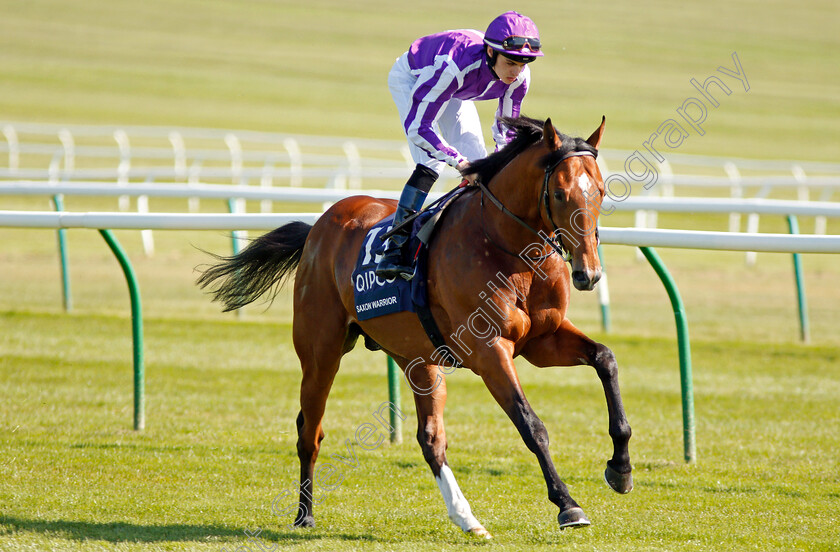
[464,115,607,291]
[540,117,606,291]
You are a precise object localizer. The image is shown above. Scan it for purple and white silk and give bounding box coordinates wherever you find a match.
[389,29,529,173]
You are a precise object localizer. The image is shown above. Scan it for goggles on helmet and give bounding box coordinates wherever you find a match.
[501,36,541,53]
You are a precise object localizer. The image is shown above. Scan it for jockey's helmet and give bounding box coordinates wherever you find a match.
[484,11,543,64]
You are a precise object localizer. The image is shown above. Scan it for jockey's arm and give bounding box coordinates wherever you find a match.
[405,64,469,171]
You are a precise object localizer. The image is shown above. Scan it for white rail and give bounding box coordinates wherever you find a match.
[0,210,320,230]
[597,227,840,253]
[2,181,840,218]
[3,122,838,195]
[607,196,840,217]
[2,211,839,253]
[0,181,409,202]
[2,168,838,190]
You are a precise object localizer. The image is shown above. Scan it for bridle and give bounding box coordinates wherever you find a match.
[478,149,597,264]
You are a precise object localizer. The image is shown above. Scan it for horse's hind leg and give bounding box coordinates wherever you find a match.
[406,362,491,539]
[291,313,346,528]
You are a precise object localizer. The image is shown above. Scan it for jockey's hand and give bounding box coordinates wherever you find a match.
[457,161,477,185]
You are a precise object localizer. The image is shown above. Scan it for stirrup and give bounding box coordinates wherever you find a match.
[376,263,415,281]
[375,245,416,281]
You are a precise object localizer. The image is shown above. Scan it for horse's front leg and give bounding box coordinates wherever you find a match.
[403,360,492,538]
[521,318,633,493]
[476,342,591,529]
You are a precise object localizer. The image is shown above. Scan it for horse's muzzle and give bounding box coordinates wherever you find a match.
[571,269,601,291]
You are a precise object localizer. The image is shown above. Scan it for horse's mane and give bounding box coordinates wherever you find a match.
[462,116,598,184]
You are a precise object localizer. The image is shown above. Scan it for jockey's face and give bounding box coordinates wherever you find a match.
[487,47,528,84]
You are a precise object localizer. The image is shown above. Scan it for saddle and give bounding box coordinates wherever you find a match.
[351,185,470,364]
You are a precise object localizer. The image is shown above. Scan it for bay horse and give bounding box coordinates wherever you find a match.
[197,116,633,538]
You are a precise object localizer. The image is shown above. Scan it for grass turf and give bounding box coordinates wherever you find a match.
[1,311,839,551]
[1,202,839,550]
[0,0,838,162]
[2,0,839,549]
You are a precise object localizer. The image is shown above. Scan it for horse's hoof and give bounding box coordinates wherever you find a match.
[604,463,633,494]
[557,507,590,530]
[467,526,493,539]
[293,515,316,528]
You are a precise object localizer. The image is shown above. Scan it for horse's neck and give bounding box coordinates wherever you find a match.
[478,151,546,255]
[486,152,543,223]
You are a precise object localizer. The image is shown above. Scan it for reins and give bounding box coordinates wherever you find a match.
[478,149,596,264]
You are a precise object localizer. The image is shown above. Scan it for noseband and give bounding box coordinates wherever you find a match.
[479,149,597,263]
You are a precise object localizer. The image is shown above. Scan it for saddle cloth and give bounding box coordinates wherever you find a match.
[351,186,466,321]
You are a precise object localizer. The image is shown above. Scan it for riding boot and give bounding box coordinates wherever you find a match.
[375,164,438,280]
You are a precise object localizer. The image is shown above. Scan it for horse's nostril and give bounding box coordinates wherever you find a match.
[572,270,600,290]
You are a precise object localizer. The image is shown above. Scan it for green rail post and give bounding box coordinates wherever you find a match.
[99,229,145,431]
[597,244,611,333]
[639,246,696,463]
[786,215,810,343]
[387,356,402,444]
[51,194,72,312]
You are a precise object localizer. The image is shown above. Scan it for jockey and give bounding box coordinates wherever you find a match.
[376,11,543,280]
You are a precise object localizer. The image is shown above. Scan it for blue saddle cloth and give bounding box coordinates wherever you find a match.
[352,186,465,321]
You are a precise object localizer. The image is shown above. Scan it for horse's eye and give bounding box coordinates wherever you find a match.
[553,190,565,202]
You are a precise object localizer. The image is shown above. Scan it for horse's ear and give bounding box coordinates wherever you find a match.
[586,116,606,149]
[544,118,562,151]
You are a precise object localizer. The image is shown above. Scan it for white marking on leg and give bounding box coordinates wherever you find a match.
[577,173,591,195]
[435,465,484,533]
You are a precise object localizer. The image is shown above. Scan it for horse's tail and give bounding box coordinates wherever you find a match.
[196,221,312,312]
